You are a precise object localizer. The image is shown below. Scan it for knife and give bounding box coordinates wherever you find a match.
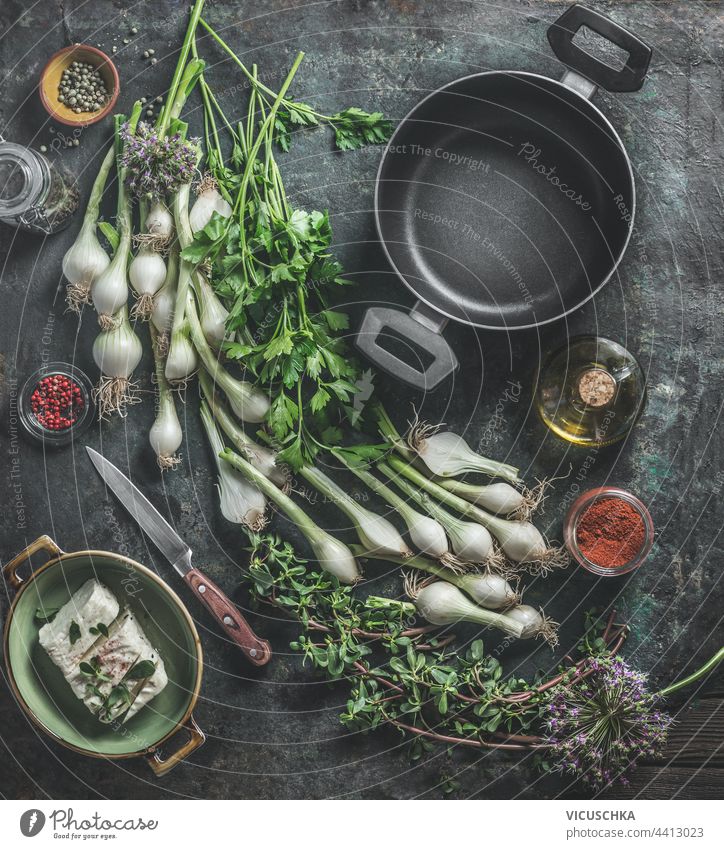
[86,446,272,667]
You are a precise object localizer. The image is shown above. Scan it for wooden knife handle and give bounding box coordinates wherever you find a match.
[184,568,272,666]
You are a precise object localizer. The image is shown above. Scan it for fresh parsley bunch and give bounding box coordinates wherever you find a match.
[182,48,392,468]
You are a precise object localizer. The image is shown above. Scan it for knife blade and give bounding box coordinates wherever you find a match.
[86,446,272,666]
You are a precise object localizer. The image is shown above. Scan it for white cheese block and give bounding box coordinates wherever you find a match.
[74,608,168,722]
[38,579,119,678]
[39,582,167,724]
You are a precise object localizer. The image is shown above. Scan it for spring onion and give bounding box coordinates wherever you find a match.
[333,453,454,564]
[189,173,232,233]
[221,448,360,584]
[369,582,525,640]
[199,369,288,488]
[408,581,555,644]
[149,326,183,470]
[63,145,114,313]
[129,244,167,320]
[407,422,521,484]
[186,296,269,422]
[379,461,495,566]
[144,200,174,249]
[91,217,130,328]
[92,306,143,418]
[193,269,228,348]
[352,547,519,611]
[504,604,558,646]
[300,464,412,559]
[165,181,199,381]
[386,455,567,573]
[91,107,141,328]
[200,402,266,529]
[151,245,178,353]
[436,478,534,518]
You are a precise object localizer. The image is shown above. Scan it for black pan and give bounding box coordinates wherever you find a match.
[356,4,651,389]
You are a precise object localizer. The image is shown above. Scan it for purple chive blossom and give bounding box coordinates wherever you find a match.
[543,656,672,789]
[120,121,198,199]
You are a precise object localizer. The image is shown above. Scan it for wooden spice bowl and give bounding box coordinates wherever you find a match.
[39,44,119,126]
[564,486,654,577]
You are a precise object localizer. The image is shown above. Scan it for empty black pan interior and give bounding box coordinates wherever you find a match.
[376,72,633,329]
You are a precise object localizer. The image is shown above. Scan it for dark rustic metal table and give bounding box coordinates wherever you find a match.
[1,0,722,800]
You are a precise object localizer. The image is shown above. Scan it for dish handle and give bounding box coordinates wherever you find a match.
[548,3,652,94]
[356,303,459,391]
[3,535,64,594]
[147,715,206,778]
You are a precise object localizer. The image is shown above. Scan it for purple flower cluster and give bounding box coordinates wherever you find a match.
[543,656,672,789]
[120,121,198,199]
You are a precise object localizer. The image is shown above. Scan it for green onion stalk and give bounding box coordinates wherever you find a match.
[378,460,498,568]
[384,455,568,573]
[199,369,287,488]
[186,297,269,423]
[149,324,183,470]
[165,180,199,382]
[333,450,460,567]
[352,547,521,612]
[298,463,413,559]
[62,144,117,313]
[221,448,360,585]
[156,0,207,136]
[91,107,141,330]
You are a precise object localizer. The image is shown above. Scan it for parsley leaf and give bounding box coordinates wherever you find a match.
[35,606,60,624]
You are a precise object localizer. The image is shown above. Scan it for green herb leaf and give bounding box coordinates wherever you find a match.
[69,620,81,645]
[34,606,60,624]
[126,659,156,680]
[328,107,393,151]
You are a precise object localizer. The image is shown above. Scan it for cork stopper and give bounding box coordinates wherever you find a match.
[577,368,616,408]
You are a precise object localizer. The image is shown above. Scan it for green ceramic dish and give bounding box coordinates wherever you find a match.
[3,536,204,776]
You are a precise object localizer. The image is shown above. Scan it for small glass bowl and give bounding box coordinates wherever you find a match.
[564,486,654,577]
[18,362,95,448]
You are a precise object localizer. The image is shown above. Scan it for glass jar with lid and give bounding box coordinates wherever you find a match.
[0,135,79,233]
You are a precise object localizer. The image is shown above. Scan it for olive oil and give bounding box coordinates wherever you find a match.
[535,336,646,446]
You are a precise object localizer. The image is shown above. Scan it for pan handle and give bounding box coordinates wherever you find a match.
[3,535,64,595]
[356,303,458,391]
[547,4,652,94]
[147,714,206,778]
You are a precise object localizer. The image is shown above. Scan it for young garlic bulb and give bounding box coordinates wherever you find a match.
[92,307,143,418]
[130,245,167,320]
[189,174,233,234]
[408,423,520,484]
[145,199,174,249]
[92,240,130,329]
[63,144,115,314]
[201,403,266,529]
[195,271,228,348]
[62,220,110,313]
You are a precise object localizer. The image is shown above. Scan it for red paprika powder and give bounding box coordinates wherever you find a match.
[576,497,646,568]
